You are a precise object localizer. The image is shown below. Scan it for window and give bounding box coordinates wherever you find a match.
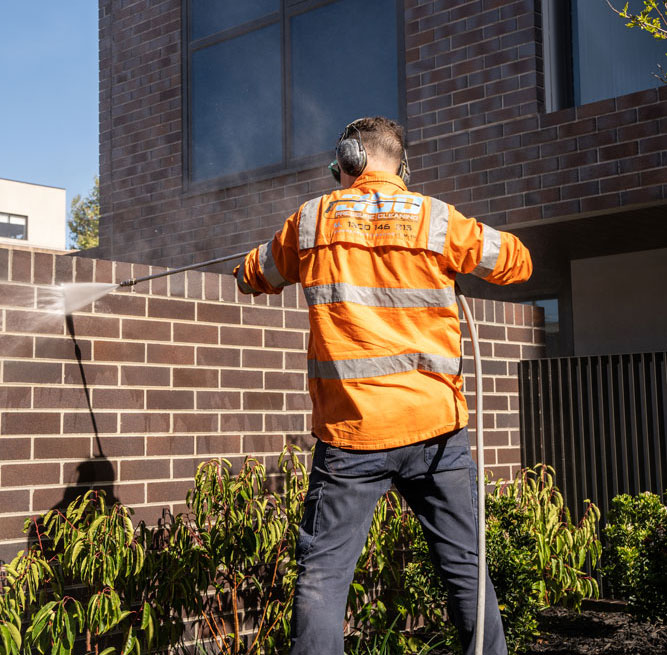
[185,0,403,186]
[523,299,559,357]
[543,0,666,111]
[0,213,27,240]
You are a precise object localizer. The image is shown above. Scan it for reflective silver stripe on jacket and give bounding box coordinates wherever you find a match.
[236,261,259,294]
[472,224,502,278]
[258,240,291,288]
[304,283,456,308]
[298,198,320,250]
[308,352,461,380]
[427,198,449,254]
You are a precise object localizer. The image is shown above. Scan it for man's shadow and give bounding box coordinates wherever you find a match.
[26,316,119,549]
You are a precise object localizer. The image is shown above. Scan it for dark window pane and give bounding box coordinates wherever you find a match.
[290,0,399,159]
[190,0,279,40]
[0,215,27,240]
[572,0,666,105]
[191,24,283,181]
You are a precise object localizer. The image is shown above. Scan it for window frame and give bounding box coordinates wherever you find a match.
[0,212,28,241]
[181,0,406,193]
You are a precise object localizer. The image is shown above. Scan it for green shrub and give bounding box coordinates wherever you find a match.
[603,491,667,621]
[403,464,601,654]
[0,490,185,655]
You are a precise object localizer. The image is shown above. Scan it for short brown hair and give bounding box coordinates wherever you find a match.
[349,116,405,164]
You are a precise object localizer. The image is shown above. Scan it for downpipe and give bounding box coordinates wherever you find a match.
[120,254,488,653]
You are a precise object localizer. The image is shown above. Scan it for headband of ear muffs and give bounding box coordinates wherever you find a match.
[329,120,411,185]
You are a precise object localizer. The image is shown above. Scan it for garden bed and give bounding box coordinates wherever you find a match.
[525,605,667,655]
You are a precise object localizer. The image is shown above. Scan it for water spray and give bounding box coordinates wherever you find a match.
[60,250,250,315]
[59,248,488,650]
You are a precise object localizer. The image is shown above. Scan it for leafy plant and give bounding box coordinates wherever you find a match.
[403,464,601,654]
[0,490,181,655]
[181,446,307,654]
[603,491,667,621]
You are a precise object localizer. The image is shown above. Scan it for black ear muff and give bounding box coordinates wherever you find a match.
[335,121,367,178]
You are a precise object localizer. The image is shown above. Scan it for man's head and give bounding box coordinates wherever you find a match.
[330,116,409,187]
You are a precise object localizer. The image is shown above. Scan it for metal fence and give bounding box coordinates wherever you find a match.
[519,352,667,526]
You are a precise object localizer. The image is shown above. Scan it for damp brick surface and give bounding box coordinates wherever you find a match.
[0,247,545,563]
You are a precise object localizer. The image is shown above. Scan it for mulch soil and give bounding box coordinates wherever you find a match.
[524,604,667,655]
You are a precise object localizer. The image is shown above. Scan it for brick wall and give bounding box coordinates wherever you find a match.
[94,0,667,270]
[0,245,544,562]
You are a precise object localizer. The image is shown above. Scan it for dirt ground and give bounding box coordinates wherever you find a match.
[524,605,667,655]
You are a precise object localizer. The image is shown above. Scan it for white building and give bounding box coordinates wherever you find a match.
[0,178,67,251]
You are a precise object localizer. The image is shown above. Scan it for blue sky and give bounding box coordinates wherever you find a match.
[0,2,99,210]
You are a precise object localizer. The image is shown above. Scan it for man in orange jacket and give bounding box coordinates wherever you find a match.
[235,117,532,655]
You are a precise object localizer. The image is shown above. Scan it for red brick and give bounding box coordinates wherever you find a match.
[219,369,263,389]
[286,393,312,410]
[147,343,194,365]
[196,434,242,455]
[69,314,120,338]
[196,346,240,367]
[0,387,31,409]
[219,325,262,347]
[242,349,283,369]
[146,435,194,456]
[121,365,171,386]
[3,361,62,384]
[35,336,92,361]
[120,458,170,481]
[1,462,60,487]
[1,411,60,435]
[196,302,241,324]
[33,387,90,409]
[197,390,241,410]
[0,437,31,459]
[5,310,64,335]
[219,413,263,432]
[93,388,144,409]
[121,412,170,433]
[147,480,192,503]
[173,413,218,433]
[264,371,305,390]
[0,334,33,358]
[10,250,31,282]
[173,321,218,344]
[96,435,144,456]
[242,306,283,328]
[34,437,91,459]
[244,433,285,453]
[147,297,194,320]
[94,293,146,316]
[0,489,30,513]
[64,363,118,385]
[63,412,118,434]
[0,282,34,307]
[94,340,145,362]
[243,392,284,411]
[265,414,305,432]
[146,389,194,410]
[173,367,218,388]
[122,318,172,341]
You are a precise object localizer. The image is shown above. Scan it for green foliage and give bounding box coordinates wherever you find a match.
[181,447,307,654]
[0,490,183,655]
[0,454,605,655]
[603,491,667,621]
[68,176,99,250]
[403,465,601,654]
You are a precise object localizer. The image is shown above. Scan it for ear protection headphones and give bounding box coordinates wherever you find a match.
[328,119,411,185]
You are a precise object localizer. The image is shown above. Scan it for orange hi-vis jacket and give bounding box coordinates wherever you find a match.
[235,171,532,450]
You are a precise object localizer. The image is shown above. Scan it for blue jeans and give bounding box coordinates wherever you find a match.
[289,427,507,655]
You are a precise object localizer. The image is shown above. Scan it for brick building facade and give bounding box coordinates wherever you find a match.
[92,0,667,357]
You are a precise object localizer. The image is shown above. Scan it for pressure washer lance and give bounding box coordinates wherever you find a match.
[119,251,487,653]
